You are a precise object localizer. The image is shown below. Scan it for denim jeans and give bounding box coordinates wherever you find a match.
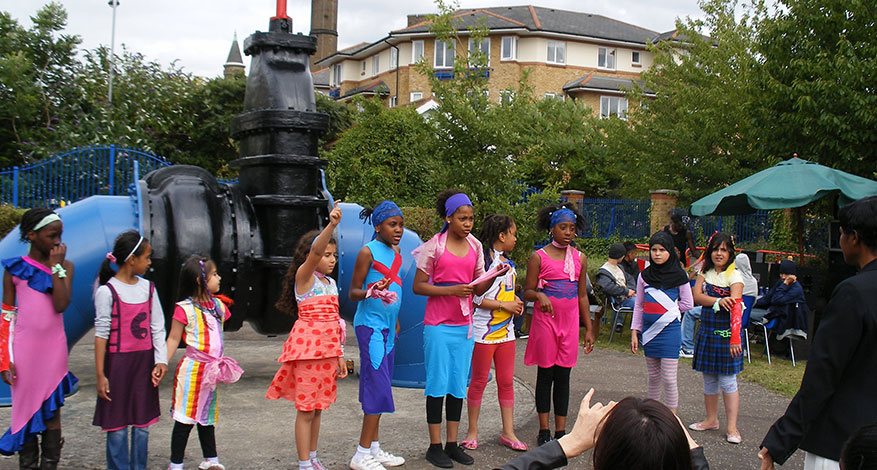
[680,307,702,353]
[611,297,636,326]
[107,426,149,470]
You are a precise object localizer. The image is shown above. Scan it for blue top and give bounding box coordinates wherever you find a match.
[353,240,403,333]
[2,257,53,294]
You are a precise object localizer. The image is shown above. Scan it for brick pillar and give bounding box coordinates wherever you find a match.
[561,190,585,215]
[649,189,678,236]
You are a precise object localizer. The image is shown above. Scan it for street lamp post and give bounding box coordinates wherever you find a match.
[108,0,119,105]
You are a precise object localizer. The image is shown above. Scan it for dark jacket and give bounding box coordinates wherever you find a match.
[755,279,810,337]
[761,259,877,464]
[596,265,630,302]
[496,439,710,470]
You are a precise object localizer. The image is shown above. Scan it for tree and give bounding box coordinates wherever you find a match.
[612,0,768,202]
[754,0,877,178]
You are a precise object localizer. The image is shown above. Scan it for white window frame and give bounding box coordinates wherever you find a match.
[390,48,398,69]
[389,96,397,108]
[600,96,628,119]
[412,40,424,63]
[547,40,566,65]
[332,64,342,86]
[598,47,616,70]
[410,92,423,102]
[372,55,380,76]
[500,90,515,104]
[631,50,641,65]
[468,37,490,66]
[434,40,455,69]
[501,36,517,61]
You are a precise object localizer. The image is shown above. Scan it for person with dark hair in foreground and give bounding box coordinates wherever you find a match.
[759,196,877,470]
[840,423,877,470]
[497,389,709,470]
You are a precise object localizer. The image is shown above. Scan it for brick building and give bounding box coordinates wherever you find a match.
[315,6,673,117]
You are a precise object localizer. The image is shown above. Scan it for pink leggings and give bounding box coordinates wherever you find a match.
[646,357,679,409]
[467,341,516,408]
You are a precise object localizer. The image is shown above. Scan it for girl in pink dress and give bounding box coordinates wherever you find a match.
[0,208,77,469]
[523,203,593,447]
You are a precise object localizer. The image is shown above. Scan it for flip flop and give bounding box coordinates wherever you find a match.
[461,439,478,450]
[688,422,720,431]
[499,436,528,451]
[726,433,742,444]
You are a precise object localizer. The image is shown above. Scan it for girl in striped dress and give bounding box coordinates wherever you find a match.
[630,232,693,414]
[165,256,243,470]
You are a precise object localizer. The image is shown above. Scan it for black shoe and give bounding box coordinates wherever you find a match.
[426,444,453,468]
[19,436,39,470]
[554,430,566,440]
[445,443,473,466]
[515,330,529,339]
[537,429,552,446]
[615,324,623,333]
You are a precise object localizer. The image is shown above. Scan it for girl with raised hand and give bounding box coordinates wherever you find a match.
[0,208,76,469]
[347,201,406,470]
[689,232,745,445]
[268,201,348,470]
[523,203,593,447]
[630,231,694,414]
[463,214,527,452]
[93,230,168,470]
[166,256,243,470]
[412,190,498,468]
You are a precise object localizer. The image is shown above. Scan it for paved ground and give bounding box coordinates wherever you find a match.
[0,323,805,469]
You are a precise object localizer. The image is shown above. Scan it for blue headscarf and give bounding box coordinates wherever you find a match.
[550,208,576,228]
[359,201,403,240]
[441,193,473,233]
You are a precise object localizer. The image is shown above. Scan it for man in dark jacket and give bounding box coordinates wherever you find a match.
[596,243,635,332]
[619,241,640,291]
[754,259,809,341]
[758,196,877,470]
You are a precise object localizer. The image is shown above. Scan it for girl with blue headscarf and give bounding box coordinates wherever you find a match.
[523,202,593,447]
[347,200,407,470]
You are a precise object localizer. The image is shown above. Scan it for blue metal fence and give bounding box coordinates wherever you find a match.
[571,198,652,239]
[688,210,828,254]
[0,146,172,208]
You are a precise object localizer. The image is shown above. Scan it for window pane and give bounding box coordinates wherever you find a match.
[632,51,640,64]
[502,37,512,59]
[414,41,424,61]
[373,55,379,74]
[391,48,398,68]
[601,97,609,118]
[547,41,555,62]
[556,43,565,64]
[607,49,615,69]
[598,48,606,67]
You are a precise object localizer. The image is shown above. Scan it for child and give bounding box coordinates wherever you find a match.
[462,214,527,452]
[0,208,77,469]
[412,190,498,468]
[166,256,243,470]
[267,202,348,470]
[347,200,406,470]
[523,202,593,447]
[688,233,744,445]
[629,232,693,414]
[94,230,168,470]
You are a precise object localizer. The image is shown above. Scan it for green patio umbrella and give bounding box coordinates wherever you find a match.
[689,157,877,262]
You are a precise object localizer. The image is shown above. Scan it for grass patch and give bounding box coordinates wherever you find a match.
[583,320,805,399]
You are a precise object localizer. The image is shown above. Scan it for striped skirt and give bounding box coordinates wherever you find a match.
[171,356,219,426]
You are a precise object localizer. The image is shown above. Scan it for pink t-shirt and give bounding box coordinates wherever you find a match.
[423,243,479,326]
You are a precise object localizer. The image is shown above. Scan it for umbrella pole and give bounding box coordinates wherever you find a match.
[796,206,805,266]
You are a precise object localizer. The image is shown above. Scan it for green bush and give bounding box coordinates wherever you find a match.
[0,205,26,238]
[400,206,440,240]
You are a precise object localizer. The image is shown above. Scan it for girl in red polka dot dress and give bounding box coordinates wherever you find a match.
[267,201,348,470]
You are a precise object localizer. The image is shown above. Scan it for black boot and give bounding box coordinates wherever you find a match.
[18,436,39,470]
[39,429,62,470]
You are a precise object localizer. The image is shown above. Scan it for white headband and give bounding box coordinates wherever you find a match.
[125,236,144,262]
[32,213,61,232]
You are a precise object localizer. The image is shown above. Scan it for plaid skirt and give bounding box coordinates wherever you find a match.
[692,306,743,375]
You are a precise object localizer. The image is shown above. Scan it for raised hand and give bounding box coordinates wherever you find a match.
[49,243,66,266]
[329,200,342,226]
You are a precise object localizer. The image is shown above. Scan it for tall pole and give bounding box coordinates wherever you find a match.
[108,0,119,105]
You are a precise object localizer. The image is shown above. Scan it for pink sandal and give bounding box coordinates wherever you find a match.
[500,436,528,451]
[688,422,720,432]
[461,439,478,450]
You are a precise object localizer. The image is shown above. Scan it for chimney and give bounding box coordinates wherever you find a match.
[407,14,429,26]
[310,0,338,69]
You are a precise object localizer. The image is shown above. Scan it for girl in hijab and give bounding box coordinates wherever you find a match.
[630,232,694,414]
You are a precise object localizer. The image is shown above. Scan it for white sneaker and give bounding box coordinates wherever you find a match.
[373,449,405,467]
[349,454,387,470]
[680,350,694,359]
[198,460,226,470]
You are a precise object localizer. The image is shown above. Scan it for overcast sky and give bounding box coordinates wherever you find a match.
[3,0,705,78]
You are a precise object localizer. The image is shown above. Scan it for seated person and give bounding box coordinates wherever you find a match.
[498,389,709,470]
[596,243,635,332]
[619,241,640,291]
[753,259,809,340]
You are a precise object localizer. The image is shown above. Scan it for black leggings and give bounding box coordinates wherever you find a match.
[171,421,217,464]
[535,366,571,416]
[426,395,463,424]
